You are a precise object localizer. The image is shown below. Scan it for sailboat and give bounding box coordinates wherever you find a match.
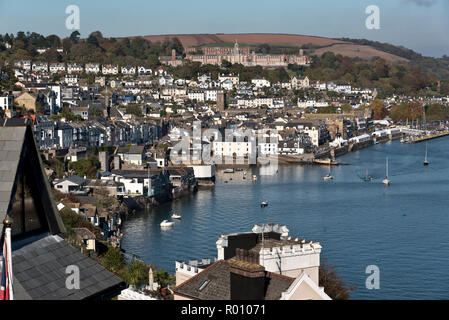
[362,169,373,182]
[424,143,429,166]
[322,166,333,181]
[383,157,391,186]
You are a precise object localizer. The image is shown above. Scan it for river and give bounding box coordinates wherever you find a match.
[121,138,449,299]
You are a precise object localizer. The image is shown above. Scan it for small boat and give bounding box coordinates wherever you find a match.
[383,157,391,186]
[424,143,429,166]
[322,166,333,181]
[261,201,268,208]
[160,220,174,228]
[171,214,181,220]
[252,175,258,181]
[362,169,373,182]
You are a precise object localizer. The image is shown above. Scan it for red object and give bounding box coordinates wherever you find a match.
[0,239,10,300]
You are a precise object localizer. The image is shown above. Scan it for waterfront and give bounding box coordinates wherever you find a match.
[121,138,449,300]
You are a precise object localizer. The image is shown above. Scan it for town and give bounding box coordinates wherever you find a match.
[1,29,449,302]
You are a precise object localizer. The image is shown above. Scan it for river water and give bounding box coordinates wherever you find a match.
[121,138,449,299]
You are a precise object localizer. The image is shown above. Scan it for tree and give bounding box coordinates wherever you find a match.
[373,58,389,79]
[103,248,126,274]
[369,99,388,120]
[126,105,143,117]
[154,269,175,288]
[68,158,99,178]
[221,60,232,69]
[87,33,99,47]
[319,260,353,300]
[69,31,81,43]
[125,259,148,287]
[46,34,61,48]
[341,103,353,113]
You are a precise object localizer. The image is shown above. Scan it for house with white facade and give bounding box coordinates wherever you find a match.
[138,66,152,75]
[53,175,87,194]
[85,63,101,74]
[32,62,48,72]
[121,66,136,75]
[251,78,271,89]
[188,90,205,102]
[102,65,119,75]
[67,63,84,74]
[219,74,239,86]
[49,63,66,73]
[64,75,78,85]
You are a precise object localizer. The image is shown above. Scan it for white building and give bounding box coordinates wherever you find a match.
[32,62,48,72]
[188,90,205,102]
[251,78,271,89]
[218,74,239,86]
[138,66,152,75]
[67,63,84,74]
[85,63,100,74]
[49,63,66,73]
[64,75,78,85]
[303,126,320,147]
[102,65,119,75]
[213,141,253,158]
[121,66,136,75]
[205,89,220,102]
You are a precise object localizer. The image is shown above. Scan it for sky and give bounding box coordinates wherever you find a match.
[0,0,448,57]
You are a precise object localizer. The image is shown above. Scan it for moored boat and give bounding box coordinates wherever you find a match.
[160,220,175,228]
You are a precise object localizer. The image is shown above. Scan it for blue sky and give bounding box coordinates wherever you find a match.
[0,0,448,57]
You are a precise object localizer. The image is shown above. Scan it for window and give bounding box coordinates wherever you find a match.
[198,280,210,292]
[10,165,46,237]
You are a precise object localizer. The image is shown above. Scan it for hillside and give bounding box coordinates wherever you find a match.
[311,44,409,63]
[142,33,346,48]
[141,33,449,79]
[141,33,408,63]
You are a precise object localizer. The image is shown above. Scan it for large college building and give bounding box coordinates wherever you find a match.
[185,42,310,67]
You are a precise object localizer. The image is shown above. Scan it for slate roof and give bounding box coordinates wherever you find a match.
[66,175,86,185]
[0,125,66,236]
[174,260,294,300]
[0,126,27,230]
[12,234,125,300]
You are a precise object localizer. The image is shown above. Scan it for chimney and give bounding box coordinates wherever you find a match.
[229,249,265,300]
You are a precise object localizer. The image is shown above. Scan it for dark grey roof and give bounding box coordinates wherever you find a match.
[12,234,125,300]
[66,175,86,185]
[174,260,294,300]
[0,125,65,236]
[0,127,27,231]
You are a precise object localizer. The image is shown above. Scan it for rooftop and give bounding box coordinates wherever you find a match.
[174,260,294,300]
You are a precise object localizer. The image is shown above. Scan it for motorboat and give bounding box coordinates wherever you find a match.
[261,201,268,208]
[171,214,182,220]
[160,220,175,228]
